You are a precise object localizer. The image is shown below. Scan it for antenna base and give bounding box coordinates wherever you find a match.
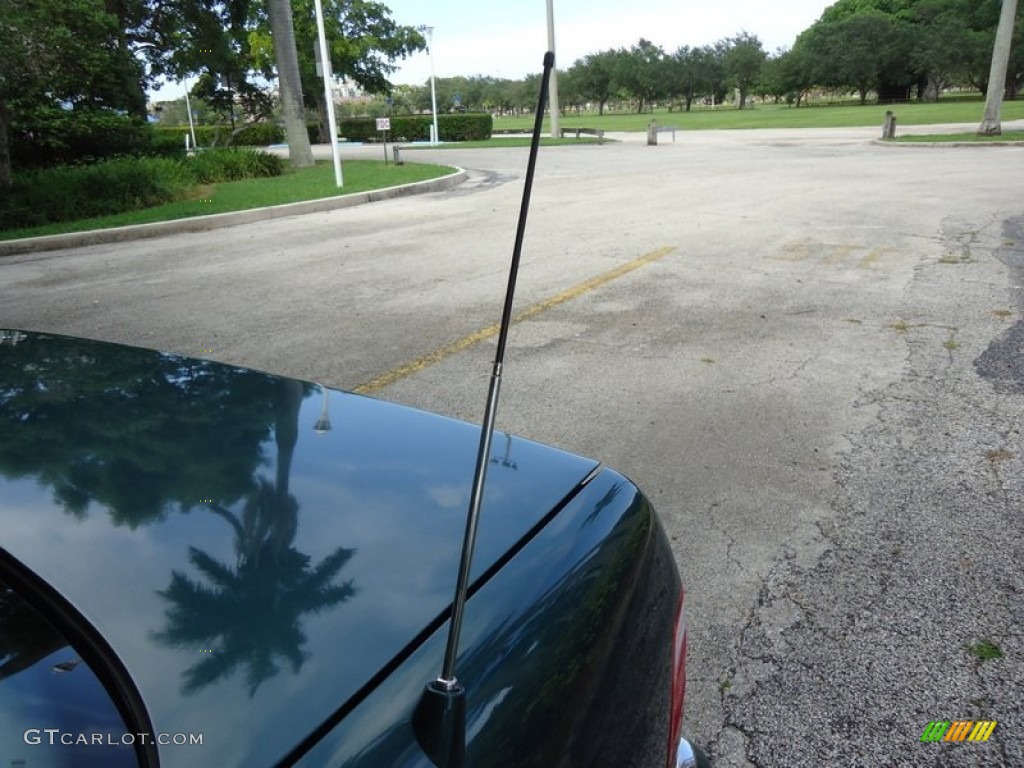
[413,679,466,768]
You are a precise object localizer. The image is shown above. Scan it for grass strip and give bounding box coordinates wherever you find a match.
[491,100,1024,133]
[892,131,1024,143]
[1,160,454,241]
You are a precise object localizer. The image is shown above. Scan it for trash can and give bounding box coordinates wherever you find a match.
[393,145,404,166]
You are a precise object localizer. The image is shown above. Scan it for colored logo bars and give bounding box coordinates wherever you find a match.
[920,721,998,743]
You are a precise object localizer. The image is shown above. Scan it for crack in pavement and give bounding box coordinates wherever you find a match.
[713,214,1024,767]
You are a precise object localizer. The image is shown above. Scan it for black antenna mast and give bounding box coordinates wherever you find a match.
[412,51,556,768]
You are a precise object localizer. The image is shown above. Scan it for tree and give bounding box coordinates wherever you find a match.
[979,0,1020,134]
[570,50,619,115]
[614,40,668,113]
[775,44,816,106]
[0,0,145,188]
[910,2,979,100]
[251,0,424,143]
[757,50,791,104]
[801,9,915,103]
[722,32,767,108]
[265,0,314,166]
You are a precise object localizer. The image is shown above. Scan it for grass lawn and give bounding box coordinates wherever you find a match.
[405,136,608,149]
[1,159,454,241]
[892,131,1024,143]
[492,100,1024,133]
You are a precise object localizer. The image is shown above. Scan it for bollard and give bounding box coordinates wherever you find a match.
[393,145,404,166]
[647,120,658,146]
[882,110,897,140]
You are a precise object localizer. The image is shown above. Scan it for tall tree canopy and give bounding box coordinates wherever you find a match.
[0,0,424,177]
[722,32,767,108]
[250,0,425,142]
[0,0,145,187]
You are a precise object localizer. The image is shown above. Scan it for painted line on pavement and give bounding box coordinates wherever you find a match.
[354,245,677,394]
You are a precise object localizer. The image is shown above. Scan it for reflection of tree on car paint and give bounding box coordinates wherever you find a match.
[0,336,284,526]
[153,379,358,695]
[0,343,359,695]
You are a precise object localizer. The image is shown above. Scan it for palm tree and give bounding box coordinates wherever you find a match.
[267,0,315,166]
[978,0,1020,135]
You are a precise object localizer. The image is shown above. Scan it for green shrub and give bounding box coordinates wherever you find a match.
[0,157,191,229]
[10,108,159,170]
[232,122,285,146]
[183,149,283,183]
[144,129,189,159]
[436,113,494,141]
[337,113,493,142]
[0,149,281,230]
[153,125,232,149]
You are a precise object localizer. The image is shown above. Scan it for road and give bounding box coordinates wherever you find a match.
[2,125,1022,766]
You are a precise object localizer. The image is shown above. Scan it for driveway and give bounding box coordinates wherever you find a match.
[1,125,1021,766]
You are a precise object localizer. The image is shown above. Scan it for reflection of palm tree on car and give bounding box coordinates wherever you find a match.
[154,379,357,696]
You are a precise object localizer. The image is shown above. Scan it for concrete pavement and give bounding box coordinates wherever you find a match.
[1,125,1021,766]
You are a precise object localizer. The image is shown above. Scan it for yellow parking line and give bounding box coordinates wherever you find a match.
[354,245,677,394]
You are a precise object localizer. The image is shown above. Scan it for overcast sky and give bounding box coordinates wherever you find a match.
[150,1,835,99]
[382,0,835,85]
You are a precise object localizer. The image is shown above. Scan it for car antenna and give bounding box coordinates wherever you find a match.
[412,50,555,768]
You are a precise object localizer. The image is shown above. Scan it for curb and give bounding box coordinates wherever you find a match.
[0,167,467,258]
[872,139,1024,148]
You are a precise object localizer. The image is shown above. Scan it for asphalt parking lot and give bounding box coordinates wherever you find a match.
[1,124,1022,766]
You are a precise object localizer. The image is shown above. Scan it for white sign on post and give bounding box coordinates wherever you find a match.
[376,118,391,131]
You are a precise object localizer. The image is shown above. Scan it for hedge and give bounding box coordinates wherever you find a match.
[0,149,282,230]
[10,109,179,170]
[154,122,319,148]
[337,113,493,142]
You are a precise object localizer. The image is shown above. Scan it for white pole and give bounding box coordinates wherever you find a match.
[426,26,440,145]
[183,77,197,151]
[314,0,343,186]
[545,0,560,139]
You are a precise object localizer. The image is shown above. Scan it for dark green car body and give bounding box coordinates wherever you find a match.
[0,331,687,768]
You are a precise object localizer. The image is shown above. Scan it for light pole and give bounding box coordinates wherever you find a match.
[182,77,198,151]
[424,26,440,146]
[314,0,343,186]
[545,0,560,139]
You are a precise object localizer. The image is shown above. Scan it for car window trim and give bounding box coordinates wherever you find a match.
[0,547,160,768]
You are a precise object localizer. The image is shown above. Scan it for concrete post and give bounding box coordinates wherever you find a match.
[647,120,658,146]
[882,111,897,140]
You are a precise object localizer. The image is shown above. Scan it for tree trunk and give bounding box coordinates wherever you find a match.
[266,0,314,167]
[978,0,1019,135]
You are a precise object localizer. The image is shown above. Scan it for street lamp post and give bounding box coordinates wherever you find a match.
[314,0,343,186]
[424,26,440,146]
[182,77,198,151]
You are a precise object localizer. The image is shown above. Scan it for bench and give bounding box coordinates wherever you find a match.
[560,127,606,143]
